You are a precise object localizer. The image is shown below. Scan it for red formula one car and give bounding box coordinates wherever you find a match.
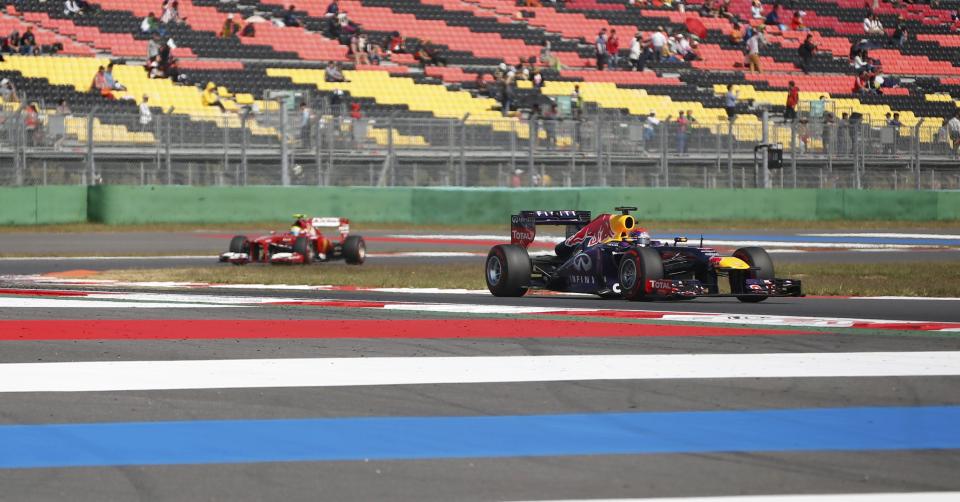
[219,214,366,265]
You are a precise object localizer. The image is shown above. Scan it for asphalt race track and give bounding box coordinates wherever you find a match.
[1,228,960,501]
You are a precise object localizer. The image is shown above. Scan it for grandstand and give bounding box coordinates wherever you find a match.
[2,0,960,187]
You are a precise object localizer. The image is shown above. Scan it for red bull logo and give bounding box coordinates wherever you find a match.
[564,215,617,248]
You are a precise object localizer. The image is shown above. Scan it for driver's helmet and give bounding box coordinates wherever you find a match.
[634,230,651,247]
[290,225,302,236]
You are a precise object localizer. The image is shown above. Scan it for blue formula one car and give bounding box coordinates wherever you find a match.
[485,207,803,302]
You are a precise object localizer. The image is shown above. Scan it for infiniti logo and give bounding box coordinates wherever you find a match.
[573,252,592,272]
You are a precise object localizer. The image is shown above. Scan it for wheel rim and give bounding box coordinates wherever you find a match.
[620,257,637,291]
[358,242,366,260]
[486,255,502,286]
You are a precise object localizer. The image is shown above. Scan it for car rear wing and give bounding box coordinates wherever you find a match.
[310,217,350,237]
[511,210,591,248]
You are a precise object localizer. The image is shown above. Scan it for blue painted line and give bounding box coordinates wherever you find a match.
[2,406,959,469]
[653,234,960,246]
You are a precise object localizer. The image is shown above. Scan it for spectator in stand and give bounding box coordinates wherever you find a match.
[890,16,907,47]
[790,11,807,31]
[19,28,38,55]
[139,95,152,130]
[161,1,183,24]
[283,6,301,28]
[643,111,661,146]
[5,30,20,54]
[367,41,383,65]
[24,103,41,146]
[725,84,738,119]
[686,40,701,61]
[350,31,368,65]
[141,12,166,36]
[676,111,688,154]
[56,98,71,115]
[628,32,646,71]
[325,0,338,17]
[324,61,347,82]
[387,31,404,55]
[147,33,162,59]
[888,112,902,153]
[415,40,447,67]
[729,22,744,45]
[948,111,960,155]
[595,28,607,70]
[864,14,883,35]
[532,68,544,89]
[650,26,666,62]
[852,72,869,94]
[540,41,562,72]
[91,66,114,98]
[104,63,126,91]
[571,84,583,120]
[0,78,17,102]
[203,82,226,112]
[797,33,816,73]
[764,5,781,28]
[220,14,240,38]
[746,25,765,73]
[853,50,874,73]
[64,0,85,16]
[784,81,799,121]
[349,101,361,120]
[606,29,620,70]
[750,0,762,19]
[147,55,166,79]
[298,101,312,147]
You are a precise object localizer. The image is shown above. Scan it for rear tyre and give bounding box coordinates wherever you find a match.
[486,244,530,297]
[619,247,664,301]
[731,246,774,303]
[294,236,313,264]
[343,235,366,265]
[229,235,248,253]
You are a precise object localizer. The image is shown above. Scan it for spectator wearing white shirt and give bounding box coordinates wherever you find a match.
[750,0,762,19]
[650,26,667,62]
[864,14,884,35]
[139,95,152,130]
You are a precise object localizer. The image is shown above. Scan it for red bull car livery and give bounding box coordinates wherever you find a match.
[220,215,366,265]
[485,207,803,301]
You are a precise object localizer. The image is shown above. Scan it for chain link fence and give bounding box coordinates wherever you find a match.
[2,106,958,189]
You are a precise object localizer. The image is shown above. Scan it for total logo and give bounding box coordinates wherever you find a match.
[650,280,676,290]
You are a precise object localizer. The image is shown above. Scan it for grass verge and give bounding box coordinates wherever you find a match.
[3,219,960,234]
[94,262,959,297]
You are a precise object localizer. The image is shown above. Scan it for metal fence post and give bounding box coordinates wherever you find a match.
[659,122,668,188]
[459,114,469,187]
[790,119,798,188]
[315,117,324,186]
[240,111,249,186]
[223,117,230,177]
[727,120,734,188]
[86,107,97,185]
[528,117,536,184]
[13,109,23,186]
[165,111,173,185]
[914,119,923,190]
[760,109,770,189]
[280,106,290,186]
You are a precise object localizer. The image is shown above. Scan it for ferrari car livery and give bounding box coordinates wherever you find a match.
[485,207,802,301]
[219,215,365,265]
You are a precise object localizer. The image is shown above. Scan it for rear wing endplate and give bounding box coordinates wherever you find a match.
[511,210,591,248]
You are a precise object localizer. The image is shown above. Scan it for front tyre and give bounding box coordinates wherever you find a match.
[619,247,664,301]
[293,236,313,264]
[731,246,774,303]
[229,235,248,253]
[342,235,366,265]
[485,244,530,297]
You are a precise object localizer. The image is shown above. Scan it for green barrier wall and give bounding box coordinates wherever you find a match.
[0,186,88,225]
[6,186,959,226]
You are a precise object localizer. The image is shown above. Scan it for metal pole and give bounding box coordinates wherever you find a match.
[315,117,323,186]
[448,118,456,184]
[660,122,668,187]
[761,109,770,189]
[240,111,249,186]
[165,111,173,185]
[790,120,798,188]
[86,107,97,185]
[223,117,230,175]
[854,123,862,190]
[528,117,536,184]
[387,114,395,187]
[280,106,290,186]
[460,114,469,187]
[914,120,923,190]
[727,120,734,188]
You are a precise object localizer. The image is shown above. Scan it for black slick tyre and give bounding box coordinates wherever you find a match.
[229,235,248,253]
[731,246,774,303]
[342,235,366,265]
[293,236,313,264]
[619,247,664,301]
[485,244,530,297]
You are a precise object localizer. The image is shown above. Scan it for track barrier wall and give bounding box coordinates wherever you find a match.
[87,187,960,224]
[0,186,88,225]
[4,186,959,225]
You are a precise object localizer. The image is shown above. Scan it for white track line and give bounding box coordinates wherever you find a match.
[1,352,957,393]
[0,298,231,308]
[803,233,960,239]
[514,492,960,502]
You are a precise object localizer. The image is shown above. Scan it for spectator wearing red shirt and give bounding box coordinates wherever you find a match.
[606,29,620,70]
[785,81,799,121]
